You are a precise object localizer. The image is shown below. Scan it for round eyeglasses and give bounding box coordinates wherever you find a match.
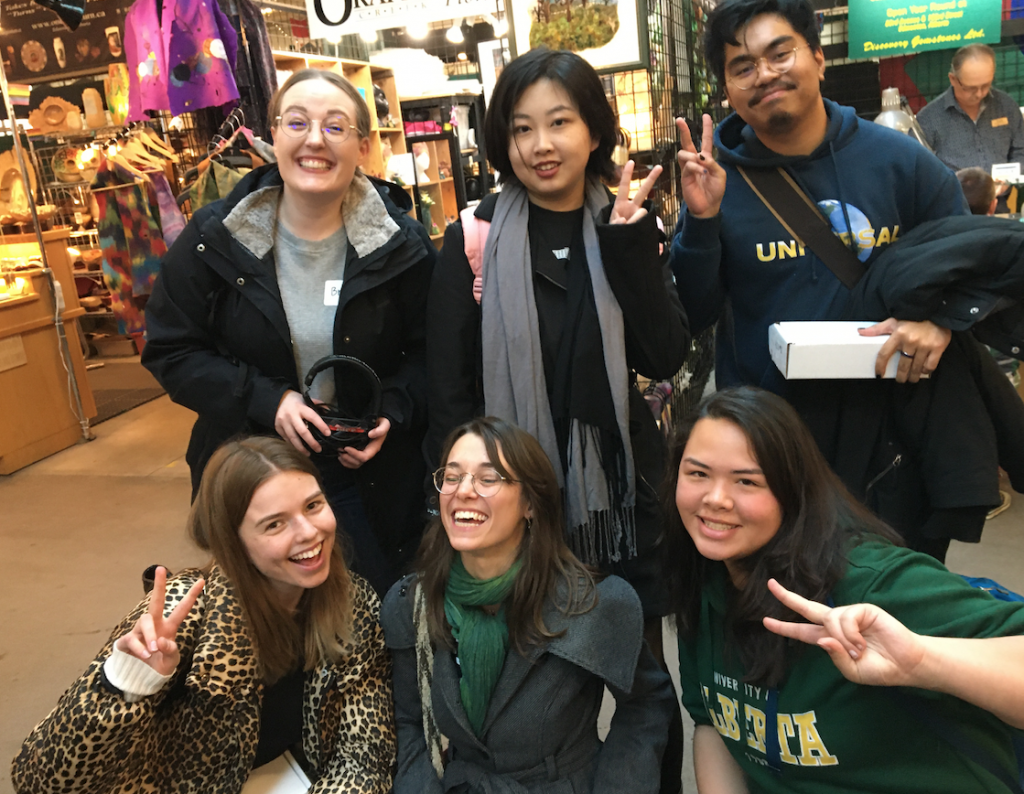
[275,113,357,143]
[433,468,518,497]
[726,45,809,90]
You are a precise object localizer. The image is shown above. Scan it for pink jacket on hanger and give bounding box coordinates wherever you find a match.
[125,0,240,120]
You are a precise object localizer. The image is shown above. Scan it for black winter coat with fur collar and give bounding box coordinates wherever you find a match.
[143,164,436,570]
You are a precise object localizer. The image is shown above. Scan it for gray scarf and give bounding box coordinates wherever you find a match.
[481,179,636,563]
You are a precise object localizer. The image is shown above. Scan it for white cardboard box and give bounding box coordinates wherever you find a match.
[241,750,311,794]
[768,321,900,379]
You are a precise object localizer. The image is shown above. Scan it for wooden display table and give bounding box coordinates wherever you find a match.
[0,227,96,474]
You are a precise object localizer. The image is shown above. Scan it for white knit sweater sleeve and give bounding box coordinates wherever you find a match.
[102,641,173,703]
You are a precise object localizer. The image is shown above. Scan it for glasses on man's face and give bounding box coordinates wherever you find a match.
[726,44,809,90]
[276,112,357,143]
[433,467,517,497]
[951,74,991,97]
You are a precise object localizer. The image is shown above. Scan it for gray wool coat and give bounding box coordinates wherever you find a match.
[381,573,676,794]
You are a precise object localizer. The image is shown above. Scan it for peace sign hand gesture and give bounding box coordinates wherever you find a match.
[676,114,726,219]
[115,566,205,677]
[762,578,927,688]
[610,161,663,224]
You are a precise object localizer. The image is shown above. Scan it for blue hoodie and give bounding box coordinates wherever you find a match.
[670,99,969,392]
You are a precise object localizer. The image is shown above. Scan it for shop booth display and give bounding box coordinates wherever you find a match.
[88,136,187,340]
[0,227,97,474]
[399,92,488,246]
[0,0,97,472]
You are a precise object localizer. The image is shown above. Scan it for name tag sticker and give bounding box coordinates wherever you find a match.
[324,280,342,306]
[992,117,1010,127]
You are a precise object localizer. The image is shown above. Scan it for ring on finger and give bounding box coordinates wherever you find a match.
[900,350,914,359]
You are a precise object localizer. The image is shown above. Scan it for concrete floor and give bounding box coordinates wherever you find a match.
[3,390,1024,793]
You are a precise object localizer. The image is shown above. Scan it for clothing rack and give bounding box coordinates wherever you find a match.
[209,107,247,155]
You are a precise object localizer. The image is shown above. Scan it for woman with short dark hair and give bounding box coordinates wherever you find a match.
[666,386,1024,793]
[13,437,394,794]
[426,44,688,654]
[383,417,676,794]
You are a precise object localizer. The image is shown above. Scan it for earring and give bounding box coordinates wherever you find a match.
[525,517,533,531]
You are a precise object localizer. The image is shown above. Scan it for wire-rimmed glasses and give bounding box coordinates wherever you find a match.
[275,113,357,143]
[726,45,809,90]
[433,468,518,497]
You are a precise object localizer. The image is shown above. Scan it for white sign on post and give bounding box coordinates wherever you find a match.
[305,0,495,39]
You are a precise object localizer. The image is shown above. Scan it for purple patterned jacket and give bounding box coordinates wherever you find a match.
[125,0,240,119]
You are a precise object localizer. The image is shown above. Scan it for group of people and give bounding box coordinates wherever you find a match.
[11,0,1024,791]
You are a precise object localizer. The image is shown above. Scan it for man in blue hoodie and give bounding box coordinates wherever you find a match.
[670,0,969,395]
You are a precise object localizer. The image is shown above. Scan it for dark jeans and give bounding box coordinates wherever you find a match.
[319,459,395,597]
[645,618,685,794]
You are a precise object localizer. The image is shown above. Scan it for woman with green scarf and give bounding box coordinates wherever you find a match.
[381,417,676,794]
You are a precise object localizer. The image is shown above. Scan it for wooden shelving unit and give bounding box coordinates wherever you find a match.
[404,133,463,248]
[401,93,492,204]
[0,228,96,473]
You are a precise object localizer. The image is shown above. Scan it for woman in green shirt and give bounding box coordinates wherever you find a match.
[665,386,1024,793]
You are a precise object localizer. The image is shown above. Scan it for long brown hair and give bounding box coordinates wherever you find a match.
[663,387,902,687]
[417,418,596,653]
[189,436,353,683]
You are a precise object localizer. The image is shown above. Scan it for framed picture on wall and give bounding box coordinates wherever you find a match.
[478,39,510,105]
[507,0,648,73]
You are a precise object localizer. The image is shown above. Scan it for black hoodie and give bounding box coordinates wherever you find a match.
[670,99,969,392]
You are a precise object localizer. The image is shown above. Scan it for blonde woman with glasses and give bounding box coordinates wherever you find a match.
[144,69,436,596]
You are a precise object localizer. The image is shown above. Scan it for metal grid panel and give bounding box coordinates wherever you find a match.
[260,1,369,59]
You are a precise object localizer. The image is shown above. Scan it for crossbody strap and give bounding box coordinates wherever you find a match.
[736,165,867,290]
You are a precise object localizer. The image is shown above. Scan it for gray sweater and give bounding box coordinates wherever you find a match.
[275,221,348,403]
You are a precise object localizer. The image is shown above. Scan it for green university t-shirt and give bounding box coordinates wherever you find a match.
[678,540,1024,793]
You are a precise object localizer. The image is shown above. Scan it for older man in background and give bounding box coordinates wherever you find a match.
[918,44,1024,187]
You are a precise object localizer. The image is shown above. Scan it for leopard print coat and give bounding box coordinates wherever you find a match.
[11,567,395,794]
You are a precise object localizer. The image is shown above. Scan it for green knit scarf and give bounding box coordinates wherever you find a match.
[444,555,522,735]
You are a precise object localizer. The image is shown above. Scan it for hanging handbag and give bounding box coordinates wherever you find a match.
[301,355,382,455]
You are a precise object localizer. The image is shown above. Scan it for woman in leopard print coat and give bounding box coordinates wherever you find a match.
[11,437,395,794]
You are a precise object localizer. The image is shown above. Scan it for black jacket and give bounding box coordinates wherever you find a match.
[790,215,1024,543]
[143,164,436,563]
[382,573,676,794]
[425,191,690,615]
[851,215,1024,360]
